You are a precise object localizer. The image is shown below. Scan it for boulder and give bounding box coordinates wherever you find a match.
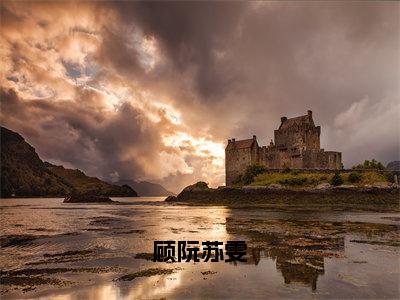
[337,184,357,189]
[372,182,391,189]
[315,183,332,190]
[267,183,284,189]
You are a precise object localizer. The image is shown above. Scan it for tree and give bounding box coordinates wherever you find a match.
[242,164,267,184]
[352,159,384,170]
[330,172,343,186]
[348,172,362,183]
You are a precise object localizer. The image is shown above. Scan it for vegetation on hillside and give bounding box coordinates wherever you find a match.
[46,163,136,197]
[233,164,267,185]
[352,159,385,170]
[232,164,392,188]
[0,127,137,198]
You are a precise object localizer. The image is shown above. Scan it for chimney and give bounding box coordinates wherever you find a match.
[228,139,231,143]
[232,138,235,143]
[253,135,257,140]
[307,110,312,117]
[281,116,287,123]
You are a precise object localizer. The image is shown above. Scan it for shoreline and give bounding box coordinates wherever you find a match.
[165,184,400,212]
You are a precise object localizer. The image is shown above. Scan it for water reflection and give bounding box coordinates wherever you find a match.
[0,198,399,299]
[244,246,327,290]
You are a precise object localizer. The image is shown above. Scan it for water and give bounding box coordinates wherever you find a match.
[1,197,399,299]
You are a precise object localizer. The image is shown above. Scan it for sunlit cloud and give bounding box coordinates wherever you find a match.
[1,1,398,193]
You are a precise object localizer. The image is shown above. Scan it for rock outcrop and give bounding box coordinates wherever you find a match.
[165,181,400,210]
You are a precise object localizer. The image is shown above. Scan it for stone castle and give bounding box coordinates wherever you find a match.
[225,110,342,185]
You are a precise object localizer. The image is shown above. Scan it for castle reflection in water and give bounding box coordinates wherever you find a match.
[225,217,346,291]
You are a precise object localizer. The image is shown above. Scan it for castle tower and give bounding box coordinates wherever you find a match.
[225,111,342,186]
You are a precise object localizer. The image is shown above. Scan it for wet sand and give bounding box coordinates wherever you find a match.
[1,197,399,299]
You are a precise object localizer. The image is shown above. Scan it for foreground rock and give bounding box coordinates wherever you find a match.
[63,194,115,203]
[165,182,400,211]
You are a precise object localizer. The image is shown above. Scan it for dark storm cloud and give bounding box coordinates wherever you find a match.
[0,87,167,181]
[110,1,247,99]
[1,1,399,192]
[119,1,399,166]
[109,2,398,140]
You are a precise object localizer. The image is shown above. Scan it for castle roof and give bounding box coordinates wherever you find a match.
[226,138,255,150]
[279,114,313,130]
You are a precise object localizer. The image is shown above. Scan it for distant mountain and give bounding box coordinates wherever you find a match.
[0,126,137,198]
[386,161,400,172]
[116,179,175,197]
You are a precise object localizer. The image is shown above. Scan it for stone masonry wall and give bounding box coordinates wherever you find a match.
[225,111,342,185]
[225,147,253,186]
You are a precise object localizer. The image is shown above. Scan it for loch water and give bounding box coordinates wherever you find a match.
[0,197,399,299]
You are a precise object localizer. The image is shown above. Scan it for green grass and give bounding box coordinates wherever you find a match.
[249,171,388,187]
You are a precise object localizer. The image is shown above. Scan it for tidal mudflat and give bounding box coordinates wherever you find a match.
[1,197,399,299]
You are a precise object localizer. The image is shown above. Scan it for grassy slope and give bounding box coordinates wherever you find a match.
[249,171,388,187]
[172,188,399,212]
[46,164,137,196]
[1,126,137,197]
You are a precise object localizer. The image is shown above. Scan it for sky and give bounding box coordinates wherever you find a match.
[1,1,399,193]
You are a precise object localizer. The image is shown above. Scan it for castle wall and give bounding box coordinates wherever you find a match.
[225,147,253,185]
[226,146,342,185]
[274,126,320,151]
[324,151,342,169]
[225,111,342,185]
[304,127,320,150]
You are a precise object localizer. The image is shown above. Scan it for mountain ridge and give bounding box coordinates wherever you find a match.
[0,126,137,198]
[116,179,175,197]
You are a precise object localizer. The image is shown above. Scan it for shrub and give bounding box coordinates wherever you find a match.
[279,177,307,186]
[242,164,268,184]
[352,159,385,170]
[330,172,343,186]
[348,172,362,183]
[361,171,387,184]
[385,172,395,183]
[232,175,243,185]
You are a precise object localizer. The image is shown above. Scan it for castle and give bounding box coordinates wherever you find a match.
[225,110,342,185]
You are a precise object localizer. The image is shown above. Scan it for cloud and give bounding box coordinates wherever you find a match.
[326,95,400,167]
[0,1,399,192]
[0,86,199,184]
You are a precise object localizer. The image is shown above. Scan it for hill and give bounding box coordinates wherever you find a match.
[386,161,400,172]
[0,126,137,198]
[116,179,175,196]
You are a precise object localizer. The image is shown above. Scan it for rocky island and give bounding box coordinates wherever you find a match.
[166,176,400,212]
[166,112,400,212]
